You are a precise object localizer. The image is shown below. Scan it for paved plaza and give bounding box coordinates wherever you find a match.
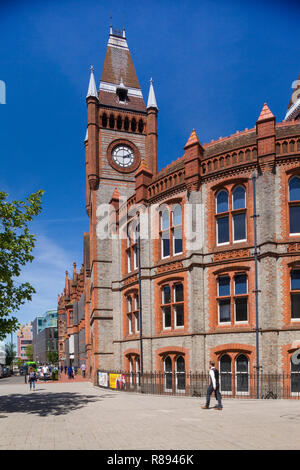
[0,378,300,450]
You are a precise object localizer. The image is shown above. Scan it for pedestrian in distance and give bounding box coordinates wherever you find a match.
[202,361,223,410]
[42,364,48,382]
[28,367,37,391]
[67,365,73,380]
[64,365,67,375]
[80,363,86,378]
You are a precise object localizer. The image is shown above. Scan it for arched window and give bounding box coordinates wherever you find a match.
[216,190,229,245]
[289,176,300,235]
[126,221,139,273]
[235,354,249,394]
[220,354,232,394]
[109,114,115,129]
[125,291,139,336]
[160,209,170,258]
[291,269,300,320]
[291,355,300,395]
[102,113,107,127]
[117,115,122,130]
[138,119,144,133]
[129,358,133,386]
[159,204,183,259]
[131,118,137,132]
[164,356,172,391]
[176,356,185,391]
[124,116,129,131]
[216,186,247,245]
[172,205,182,255]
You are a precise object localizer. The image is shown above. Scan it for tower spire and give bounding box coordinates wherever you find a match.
[147,77,158,110]
[86,65,98,99]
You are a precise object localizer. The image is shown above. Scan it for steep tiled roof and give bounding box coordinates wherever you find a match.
[99,90,146,113]
[99,32,146,113]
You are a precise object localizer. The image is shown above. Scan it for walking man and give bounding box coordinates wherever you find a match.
[42,364,48,382]
[202,361,223,410]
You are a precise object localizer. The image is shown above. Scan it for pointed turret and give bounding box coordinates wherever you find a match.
[285,74,300,121]
[86,66,99,191]
[99,27,146,112]
[257,103,274,122]
[184,129,203,192]
[256,103,276,172]
[147,78,158,110]
[86,66,98,99]
[146,78,158,176]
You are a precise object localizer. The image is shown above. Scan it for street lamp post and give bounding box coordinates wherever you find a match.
[251,172,260,399]
[137,216,143,377]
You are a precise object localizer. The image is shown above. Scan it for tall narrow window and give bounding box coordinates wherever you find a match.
[216,190,229,244]
[220,354,232,394]
[134,294,140,332]
[218,276,231,323]
[164,356,173,391]
[172,205,183,255]
[217,273,248,324]
[234,274,248,322]
[127,297,133,334]
[176,356,185,391]
[232,186,246,242]
[291,357,300,394]
[289,176,300,235]
[236,354,249,394]
[162,285,171,329]
[291,269,300,320]
[160,209,170,258]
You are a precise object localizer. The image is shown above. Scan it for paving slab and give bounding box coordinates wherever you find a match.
[0,380,300,450]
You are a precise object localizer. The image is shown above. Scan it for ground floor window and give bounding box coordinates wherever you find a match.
[163,355,186,392]
[291,357,300,394]
[219,353,249,395]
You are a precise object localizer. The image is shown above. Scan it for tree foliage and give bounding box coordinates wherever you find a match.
[47,350,58,364]
[0,190,44,340]
[25,343,34,361]
[5,341,16,366]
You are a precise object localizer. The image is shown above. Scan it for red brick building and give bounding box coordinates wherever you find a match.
[58,27,300,395]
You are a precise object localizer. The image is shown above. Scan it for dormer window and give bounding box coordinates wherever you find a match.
[116,78,128,103]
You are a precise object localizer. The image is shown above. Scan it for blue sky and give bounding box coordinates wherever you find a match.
[0,0,299,341]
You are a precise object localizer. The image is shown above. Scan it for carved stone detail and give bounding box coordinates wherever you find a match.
[214,249,250,262]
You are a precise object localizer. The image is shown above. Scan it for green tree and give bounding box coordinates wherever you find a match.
[0,190,44,340]
[5,342,16,367]
[17,357,24,368]
[25,344,34,361]
[47,350,58,364]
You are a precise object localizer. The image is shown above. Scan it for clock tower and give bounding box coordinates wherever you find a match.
[84,26,158,378]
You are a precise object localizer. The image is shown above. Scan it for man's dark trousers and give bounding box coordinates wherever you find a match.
[206,384,222,408]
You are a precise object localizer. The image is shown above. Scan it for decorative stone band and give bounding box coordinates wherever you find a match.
[288,243,300,253]
[156,261,183,274]
[213,249,250,262]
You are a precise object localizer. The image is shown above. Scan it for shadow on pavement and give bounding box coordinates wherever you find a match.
[0,392,115,418]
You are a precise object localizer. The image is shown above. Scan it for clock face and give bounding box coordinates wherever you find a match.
[112,145,135,168]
